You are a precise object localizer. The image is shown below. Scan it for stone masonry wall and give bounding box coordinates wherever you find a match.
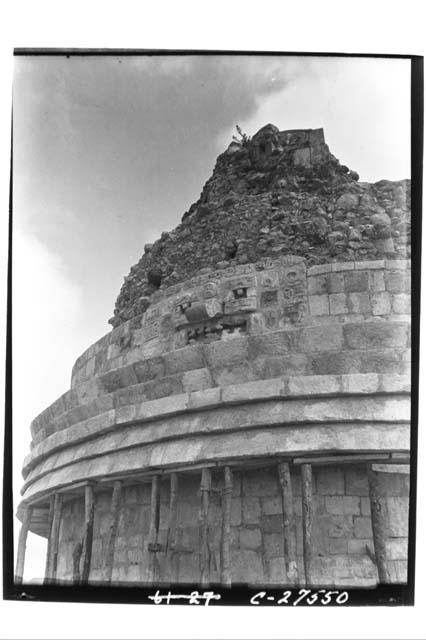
[28,259,410,448]
[56,465,409,587]
[71,259,411,391]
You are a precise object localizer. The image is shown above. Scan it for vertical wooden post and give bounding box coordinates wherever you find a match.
[81,484,95,584]
[166,473,178,552]
[200,468,212,586]
[148,475,160,544]
[72,542,83,584]
[43,495,55,582]
[15,505,33,584]
[45,493,63,584]
[368,466,390,583]
[166,473,179,583]
[278,461,298,584]
[103,480,122,583]
[301,463,313,586]
[147,475,160,583]
[221,466,233,587]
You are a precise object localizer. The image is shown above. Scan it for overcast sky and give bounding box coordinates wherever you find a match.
[12,54,411,579]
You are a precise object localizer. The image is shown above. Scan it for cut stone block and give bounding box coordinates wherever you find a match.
[385,270,410,293]
[307,275,328,295]
[343,322,408,350]
[326,272,345,293]
[309,294,330,316]
[328,515,354,538]
[325,496,361,516]
[300,325,344,352]
[369,270,386,292]
[386,497,409,536]
[344,271,369,292]
[370,291,392,315]
[329,293,349,315]
[182,368,213,393]
[341,373,379,394]
[240,527,262,550]
[347,292,371,314]
[392,294,411,314]
[354,516,373,538]
[316,467,345,495]
[345,467,369,496]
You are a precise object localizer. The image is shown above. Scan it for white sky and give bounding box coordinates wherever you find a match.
[2,2,425,636]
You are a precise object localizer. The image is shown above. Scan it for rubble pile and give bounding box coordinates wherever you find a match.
[110,124,410,327]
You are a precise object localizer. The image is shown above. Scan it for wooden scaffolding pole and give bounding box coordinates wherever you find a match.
[72,542,83,584]
[103,480,122,583]
[221,466,233,587]
[43,495,55,581]
[147,474,160,583]
[301,463,313,586]
[368,466,390,583]
[15,505,33,584]
[166,472,179,582]
[45,493,63,584]
[166,473,178,552]
[200,468,212,586]
[81,484,95,584]
[278,461,298,584]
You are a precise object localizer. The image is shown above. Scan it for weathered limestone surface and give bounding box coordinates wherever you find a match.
[18,125,411,587]
[27,258,410,443]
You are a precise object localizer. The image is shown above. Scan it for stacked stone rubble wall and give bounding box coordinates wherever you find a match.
[109,125,411,328]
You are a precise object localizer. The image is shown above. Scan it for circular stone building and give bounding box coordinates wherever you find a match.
[16,125,411,588]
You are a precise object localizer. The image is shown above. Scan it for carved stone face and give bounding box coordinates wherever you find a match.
[204,281,218,299]
[282,264,305,283]
[174,295,192,316]
[260,271,279,289]
[285,269,298,282]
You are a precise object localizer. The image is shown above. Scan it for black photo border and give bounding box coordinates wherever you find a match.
[3,49,423,607]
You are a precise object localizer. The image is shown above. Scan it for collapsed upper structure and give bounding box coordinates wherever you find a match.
[110,124,410,327]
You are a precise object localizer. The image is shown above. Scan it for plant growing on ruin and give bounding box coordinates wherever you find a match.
[233,124,251,147]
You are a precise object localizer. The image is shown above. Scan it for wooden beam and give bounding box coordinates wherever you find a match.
[293,453,390,466]
[148,475,160,544]
[72,542,83,584]
[96,462,218,487]
[200,468,211,586]
[147,475,160,582]
[166,472,179,582]
[45,493,63,584]
[166,473,179,553]
[391,452,410,462]
[368,466,390,583]
[15,505,33,584]
[373,463,410,474]
[277,461,298,584]
[81,484,95,584]
[43,495,55,582]
[221,466,233,587]
[301,463,313,586]
[103,480,122,583]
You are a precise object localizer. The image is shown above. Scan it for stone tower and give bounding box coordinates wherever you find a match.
[16,125,411,587]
